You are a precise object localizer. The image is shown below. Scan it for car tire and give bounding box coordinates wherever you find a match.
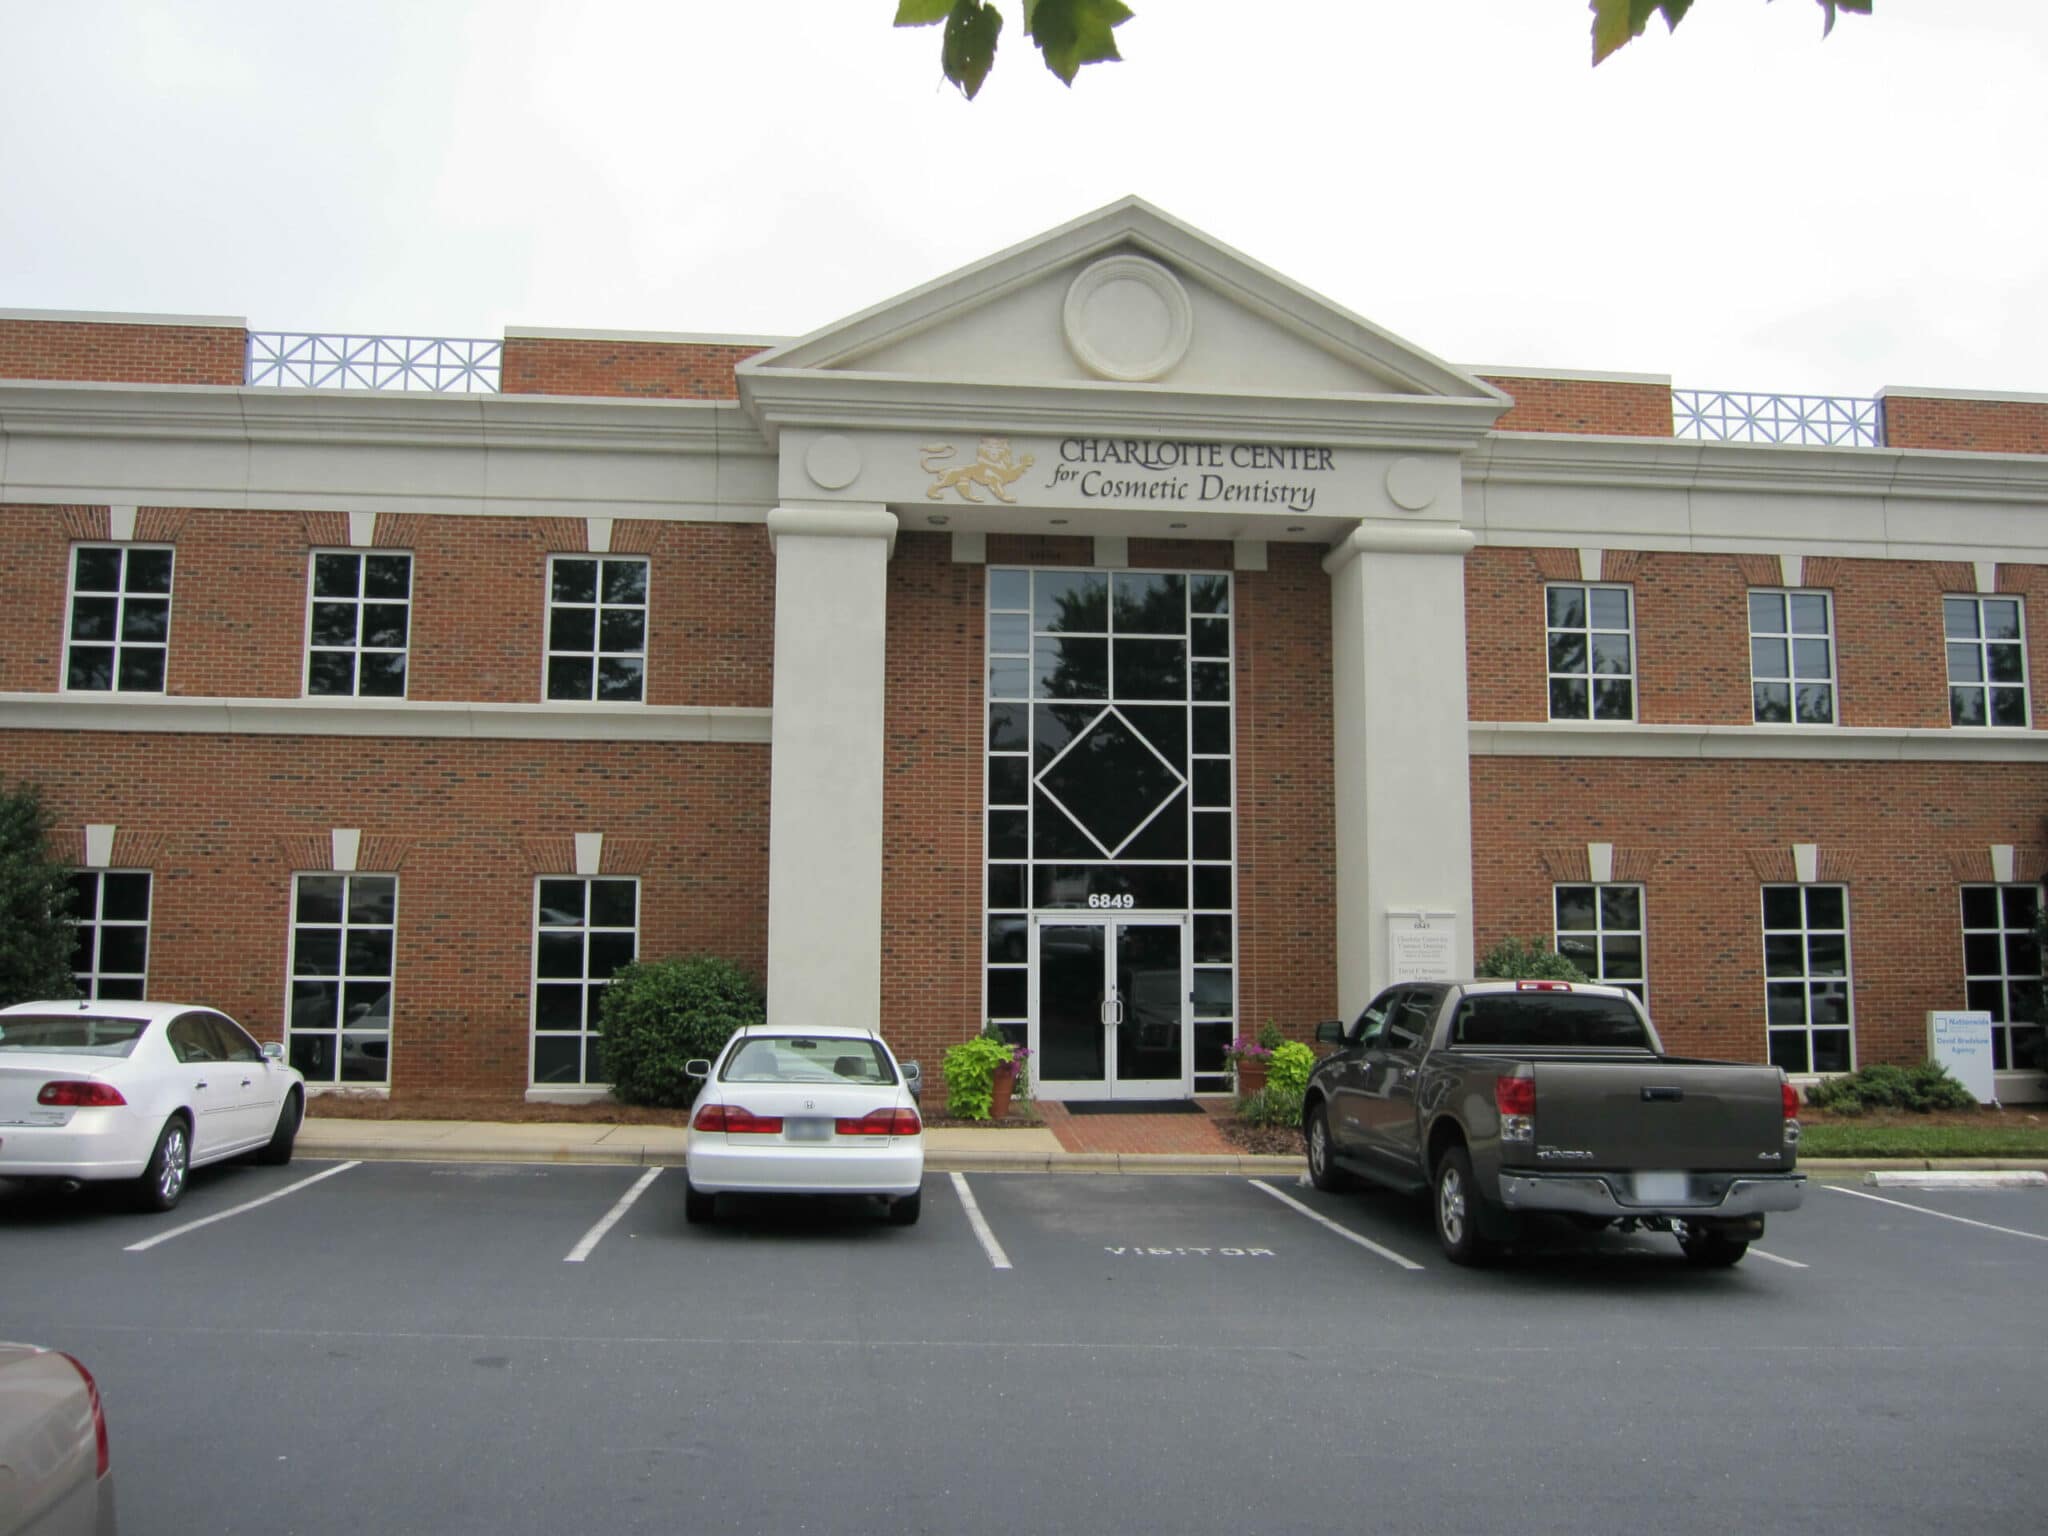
[1433,1144,1495,1266]
[254,1089,302,1166]
[1676,1223,1749,1267]
[683,1181,715,1225]
[135,1116,191,1213]
[887,1189,922,1226]
[1305,1104,1349,1192]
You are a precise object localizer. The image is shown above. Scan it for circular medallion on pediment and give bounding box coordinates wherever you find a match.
[1062,255,1193,382]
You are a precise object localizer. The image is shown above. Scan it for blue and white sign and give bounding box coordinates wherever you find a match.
[1928,1011,1997,1105]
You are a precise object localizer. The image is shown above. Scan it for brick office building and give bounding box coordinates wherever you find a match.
[2,199,2044,1109]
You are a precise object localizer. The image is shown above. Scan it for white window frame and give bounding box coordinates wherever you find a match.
[304,549,414,699]
[530,876,639,1087]
[64,543,174,694]
[285,873,398,1086]
[70,869,151,1000]
[1959,883,2046,1074]
[1762,884,1856,1075]
[544,555,649,704]
[1545,582,1635,723]
[1552,882,1646,1004]
[1944,594,2029,728]
[1748,588,1836,726]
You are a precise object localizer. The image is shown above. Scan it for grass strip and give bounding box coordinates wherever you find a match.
[1800,1122,2048,1159]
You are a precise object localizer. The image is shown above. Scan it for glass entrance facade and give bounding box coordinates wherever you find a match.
[983,566,1238,1093]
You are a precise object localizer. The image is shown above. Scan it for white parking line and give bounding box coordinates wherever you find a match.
[1252,1179,1426,1270]
[1825,1182,2048,1242]
[949,1172,1012,1270]
[124,1161,361,1253]
[565,1167,663,1263]
[1745,1247,1808,1269]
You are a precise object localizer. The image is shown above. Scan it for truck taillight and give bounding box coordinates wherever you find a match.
[1495,1075,1536,1143]
[690,1103,784,1134]
[1782,1079,1802,1146]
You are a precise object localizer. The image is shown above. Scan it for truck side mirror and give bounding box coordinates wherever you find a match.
[1314,1018,1345,1045]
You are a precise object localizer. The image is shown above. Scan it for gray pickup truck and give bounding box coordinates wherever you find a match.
[1304,979,1804,1266]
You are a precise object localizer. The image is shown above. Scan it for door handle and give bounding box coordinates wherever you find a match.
[195,1080,209,1090]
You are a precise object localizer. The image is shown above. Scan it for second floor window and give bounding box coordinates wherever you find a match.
[66,545,173,692]
[307,552,412,698]
[547,556,647,703]
[1750,589,1835,725]
[1546,584,1634,722]
[1945,596,2028,727]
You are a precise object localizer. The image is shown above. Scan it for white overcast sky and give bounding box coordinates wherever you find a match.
[1,1,2042,397]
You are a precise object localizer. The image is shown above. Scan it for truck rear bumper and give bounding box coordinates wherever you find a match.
[1497,1170,1806,1219]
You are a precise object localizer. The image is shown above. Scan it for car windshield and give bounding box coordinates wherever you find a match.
[722,1036,895,1085]
[0,1014,148,1056]
[1450,993,1651,1049]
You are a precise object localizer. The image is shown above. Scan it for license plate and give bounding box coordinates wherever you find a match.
[784,1117,833,1143]
[1633,1171,1689,1202]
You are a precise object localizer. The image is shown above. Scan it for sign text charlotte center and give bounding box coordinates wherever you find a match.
[1051,438,1335,513]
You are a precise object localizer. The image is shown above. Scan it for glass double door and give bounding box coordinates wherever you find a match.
[1032,917,1188,1100]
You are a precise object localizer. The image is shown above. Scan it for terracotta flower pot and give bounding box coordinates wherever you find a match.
[1235,1060,1268,1097]
[989,1061,1017,1120]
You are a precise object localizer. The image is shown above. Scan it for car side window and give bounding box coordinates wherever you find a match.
[167,1014,215,1063]
[211,1014,263,1064]
[1351,991,1400,1049]
[1386,991,1439,1054]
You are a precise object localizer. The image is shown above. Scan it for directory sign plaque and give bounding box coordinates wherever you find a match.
[1928,1011,1997,1104]
[1387,911,1457,985]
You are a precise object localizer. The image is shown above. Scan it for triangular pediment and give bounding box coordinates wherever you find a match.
[738,197,1505,441]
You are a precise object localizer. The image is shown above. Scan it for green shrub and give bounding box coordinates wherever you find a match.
[1477,936,1587,982]
[597,955,764,1108]
[1804,1059,1978,1115]
[1236,1082,1306,1128]
[0,782,78,1008]
[1267,1040,1315,1098]
[943,1035,1016,1120]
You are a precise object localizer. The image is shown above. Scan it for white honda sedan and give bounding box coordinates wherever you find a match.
[0,1000,306,1212]
[683,1025,925,1226]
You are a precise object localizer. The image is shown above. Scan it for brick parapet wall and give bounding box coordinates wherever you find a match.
[498,337,766,399]
[1479,375,1673,437]
[1882,395,2048,455]
[0,318,245,386]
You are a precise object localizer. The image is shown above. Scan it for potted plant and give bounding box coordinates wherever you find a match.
[943,1025,1033,1122]
[1225,1022,1282,1097]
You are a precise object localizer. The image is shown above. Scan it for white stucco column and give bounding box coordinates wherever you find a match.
[1324,519,1477,1016]
[765,504,897,1029]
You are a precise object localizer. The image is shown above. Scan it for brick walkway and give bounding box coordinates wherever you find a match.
[1035,1099,1241,1156]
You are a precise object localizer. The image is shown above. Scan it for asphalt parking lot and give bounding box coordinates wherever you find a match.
[5,1159,2044,1536]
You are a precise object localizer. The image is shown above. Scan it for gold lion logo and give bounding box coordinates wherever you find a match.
[922,437,1035,504]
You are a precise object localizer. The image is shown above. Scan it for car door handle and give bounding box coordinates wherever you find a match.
[1642,1085,1684,1102]
[194,1080,209,1090]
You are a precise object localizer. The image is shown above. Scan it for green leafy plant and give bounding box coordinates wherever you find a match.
[1804,1059,1979,1116]
[1236,1082,1306,1129]
[1476,936,1588,982]
[596,954,764,1108]
[895,0,1132,99]
[1256,1019,1285,1052]
[1267,1041,1315,1098]
[0,782,78,1009]
[943,1034,1019,1120]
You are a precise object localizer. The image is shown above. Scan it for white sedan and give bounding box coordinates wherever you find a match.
[683,1025,925,1225]
[0,1000,306,1212]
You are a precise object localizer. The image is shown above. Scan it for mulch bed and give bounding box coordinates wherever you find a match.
[305,1091,1043,1129]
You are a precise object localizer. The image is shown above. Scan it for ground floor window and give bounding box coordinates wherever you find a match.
[533,876,637,1085]
[69,870,150,1000]
[1960,884,2047,1071]
[1553,883,1645,1004]
[1762,884,1853,1073]
[288,874,397,1083]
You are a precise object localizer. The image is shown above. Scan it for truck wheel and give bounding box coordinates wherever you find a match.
[1305,1105,1349,1192]
[1433,1145,1495,1266]
[1677,1223,1748,1267]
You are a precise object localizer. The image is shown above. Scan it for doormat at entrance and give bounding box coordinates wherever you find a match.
[1061,1100,1207,1116]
